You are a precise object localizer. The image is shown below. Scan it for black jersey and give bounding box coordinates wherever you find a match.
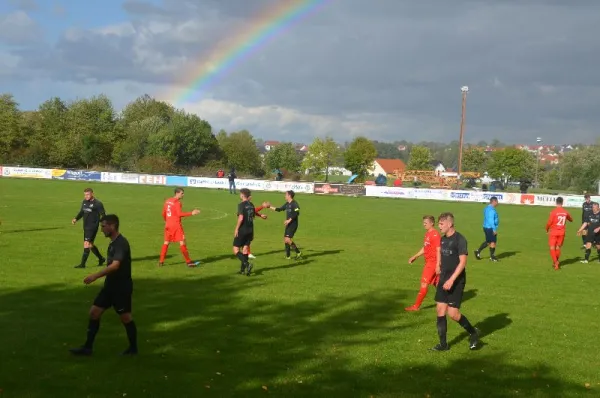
[237,200,255,233]
[104,234,132,290]
[275,200,300,224]
[75,199,106,229]
[440,231,468,280]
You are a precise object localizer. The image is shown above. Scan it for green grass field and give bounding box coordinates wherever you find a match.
[0,177,598,398]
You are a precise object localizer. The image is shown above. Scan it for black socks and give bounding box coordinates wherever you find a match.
[290,242,300,254]
[81,248,91,266]
[124,321,138,351]
[458,315,476,334]
[84,319,100,349]
[478,242,488,252]
[490,247,496,258]
[437,316,447,346]
[585,249,591,260]
[90,246,103,260]
[285,244,291,257]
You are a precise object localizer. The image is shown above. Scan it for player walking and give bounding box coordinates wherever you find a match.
[581,194,593,248]
[233,188,255,276]
[270,190,302,260]
[577,201,600,263]
[546,197,573,270]
[69,214,138,356]
[475,196,499,262]
[431,212,479,351]
[405,215,441,311]
[159,188,200,267]
[72,188,106,269]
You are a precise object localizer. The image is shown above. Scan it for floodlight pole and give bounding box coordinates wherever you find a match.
[535,137,542,187]
[457,86,469,182]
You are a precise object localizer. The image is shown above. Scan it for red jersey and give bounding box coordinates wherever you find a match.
[423,229,441,264]
[163,197,193,227]
[546,207,572,235]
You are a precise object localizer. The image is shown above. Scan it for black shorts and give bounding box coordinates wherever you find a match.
[93,286,132,315]
[233,231,253,248]
[584,230,600,245]
[483,228,497,243]
[84,227,98,243]
[285,223,298,238]
[435,276,466,309]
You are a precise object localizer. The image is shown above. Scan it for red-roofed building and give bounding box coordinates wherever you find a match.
[370,158,406,176]
[264,141,280,151]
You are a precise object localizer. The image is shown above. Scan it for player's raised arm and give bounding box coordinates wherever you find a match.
[271,203,286,212]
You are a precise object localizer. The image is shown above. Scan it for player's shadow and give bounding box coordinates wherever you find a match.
[1,226,65,234]
[560,257,582,266]
[252,259,316,275]
[133,254,174,261]
[496,251,519,259]
[299,249,343,259]
[200,249,284,265]
[447,312,513,349]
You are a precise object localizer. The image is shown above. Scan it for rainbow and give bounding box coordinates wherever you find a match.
[165,0,330,105]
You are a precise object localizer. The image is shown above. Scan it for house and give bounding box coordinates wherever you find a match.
[431,161,445,174]
[370,158,406,177]
[264,141,280,151]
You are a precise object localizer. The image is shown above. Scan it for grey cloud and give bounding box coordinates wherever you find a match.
[8,0,38,11]
[0,11,41,45]
[4,0,600,143]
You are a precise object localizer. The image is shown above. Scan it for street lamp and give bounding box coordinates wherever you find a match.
[457,86,469,181]
[534,137,542,187]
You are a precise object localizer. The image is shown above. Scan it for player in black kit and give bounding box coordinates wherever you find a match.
[431,212,480,351]
[233,188,255,276]
[72,188,106,268]
[270,190,302,259]
[581,194,593,247]
[70,214,138,356]
[577,201,600,263]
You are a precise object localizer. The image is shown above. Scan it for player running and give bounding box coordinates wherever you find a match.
[72,188,106,269]
[247,200,270,259]
[577,201,600,263]
[545,197,573,270]
[405,215,441,311]
[158,188,200,267]
[270,190,302,260]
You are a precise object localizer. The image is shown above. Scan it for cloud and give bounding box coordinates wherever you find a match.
[2,0,600,144]
[8,0,38,11]
[0,11,41,45]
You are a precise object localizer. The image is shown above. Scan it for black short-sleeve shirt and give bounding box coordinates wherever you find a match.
[585,211,600,232]
[440,231,468,280]
[104,234,132,290]
[237,200,255,234]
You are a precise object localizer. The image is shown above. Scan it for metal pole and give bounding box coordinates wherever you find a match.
[458,87,468,178]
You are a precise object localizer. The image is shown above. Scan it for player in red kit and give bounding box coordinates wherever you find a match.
[247,201,270,259]
[405,215,442,311]
[159,188,200,267]
[546,196,573,270]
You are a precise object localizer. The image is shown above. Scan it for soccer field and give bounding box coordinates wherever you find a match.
[0,178,597,398]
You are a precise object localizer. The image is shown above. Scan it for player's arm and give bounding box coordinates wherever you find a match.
[446,236,468,285]
[271,203,286,212]
[162,204,167,221]
[577,221,588,234]
[567,212,573,222]
[85,245,124,284]
[545,213,554,232]
[288,202,300,221]
[493,210,499,232]
[96,201,106,221]
[255,206,267,219]
[436,246,442,274]
[409,247,425,263]
[73,202,84,223]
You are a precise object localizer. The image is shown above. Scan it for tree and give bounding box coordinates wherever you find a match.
[407,145,433,170]
[343,137,377,181]
[302,137,342,181]
[462,148,488,173]
[559,145,600,192]
[120,94,174,127]
[487,148,536,182]
[373,141,403,160]
[265,142,302,173]
[218,130,262,174]
[0,93,26,162]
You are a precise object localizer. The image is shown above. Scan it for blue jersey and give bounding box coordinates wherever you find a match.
[483,204,499,231]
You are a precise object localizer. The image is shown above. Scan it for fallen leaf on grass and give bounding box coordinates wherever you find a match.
[262,385,268,391]
[585,383,590,389]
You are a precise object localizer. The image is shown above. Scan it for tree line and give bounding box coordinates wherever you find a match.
[0,93,597,191]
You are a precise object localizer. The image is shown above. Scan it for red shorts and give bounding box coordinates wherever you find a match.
[548,234,565,247]
[164,225,185,242]
[421,264,439,286]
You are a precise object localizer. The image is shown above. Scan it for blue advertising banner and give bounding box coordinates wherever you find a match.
[52,169,101,181]
[166,176,189,186]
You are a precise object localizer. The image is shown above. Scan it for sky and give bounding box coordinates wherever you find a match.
[1,0,599,145]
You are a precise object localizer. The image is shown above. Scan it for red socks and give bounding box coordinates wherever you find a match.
[550,249,557,262]
[555,249,561,261]
[180,245,192,263]
[159,244,169,263]
[414,286,428,308]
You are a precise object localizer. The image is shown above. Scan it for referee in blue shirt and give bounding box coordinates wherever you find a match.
[475,196,499,261]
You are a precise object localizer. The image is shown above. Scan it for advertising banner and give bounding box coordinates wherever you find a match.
[2,166,52,179]
[412,189,448,201]
[235,179,265,190]
[101,172,139,184]
[314,183,343,195]
[365,186,415,198]
[263,181,314,194]
[52,169,101,181]
[534,194,558,207]
[340,184,366,196]
[0,166,2,176]
[448,191,472,201]
[166,176,189,187]
[187,177,228,189]
[139,174,167,185]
